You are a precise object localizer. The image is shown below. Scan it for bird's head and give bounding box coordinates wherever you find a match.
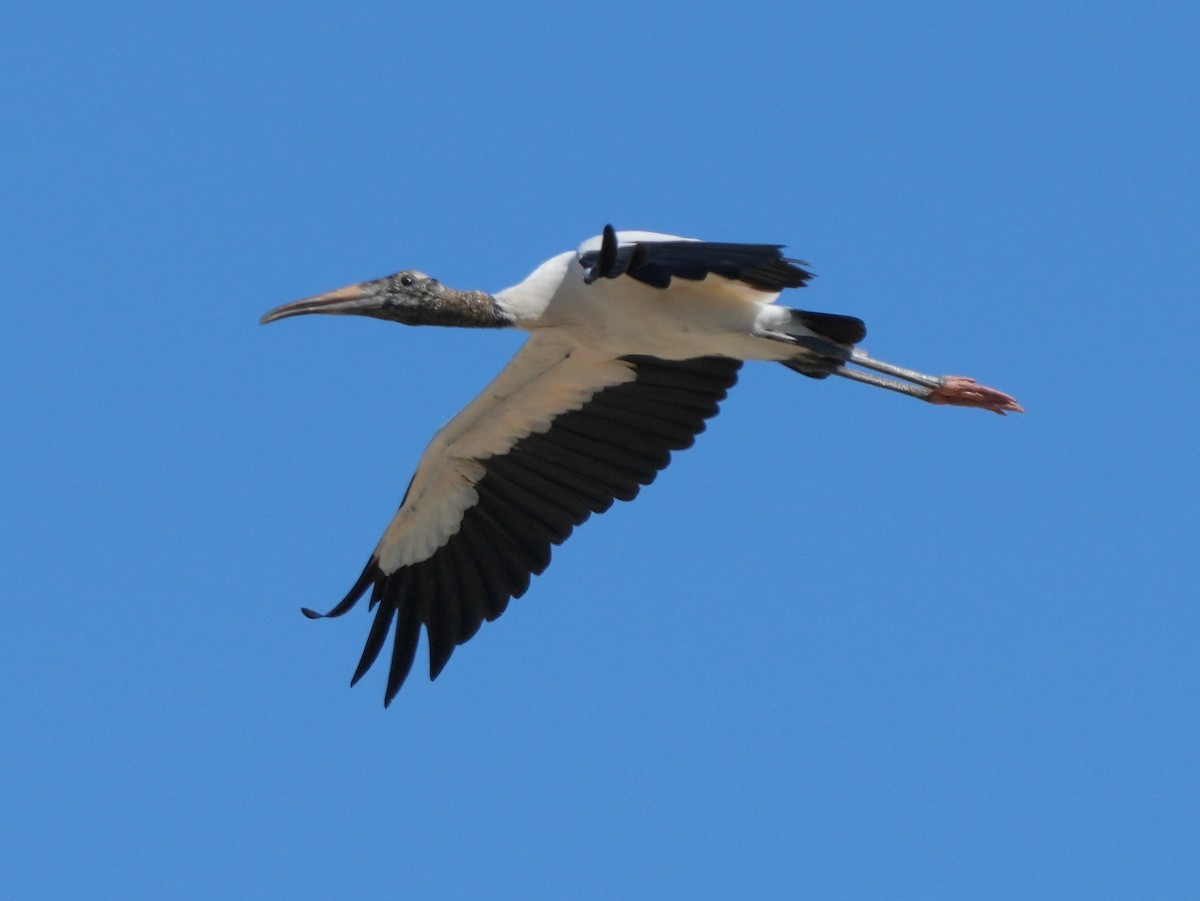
[260,270,446,327]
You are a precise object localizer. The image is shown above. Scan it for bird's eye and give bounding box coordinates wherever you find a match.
[399,274,415,287]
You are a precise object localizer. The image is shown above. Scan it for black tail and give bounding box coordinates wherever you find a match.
[790,310,866,345]
[778,309,866,379]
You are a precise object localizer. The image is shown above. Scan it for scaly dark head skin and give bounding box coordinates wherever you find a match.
[261,271,511,329]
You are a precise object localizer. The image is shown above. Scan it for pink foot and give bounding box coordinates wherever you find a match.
[927,376,1024,415]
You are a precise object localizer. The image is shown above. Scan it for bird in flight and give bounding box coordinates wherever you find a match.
[262,226,1022,705]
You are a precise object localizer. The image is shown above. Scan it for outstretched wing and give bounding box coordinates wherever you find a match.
[303,333,742,705]
[578,224,814,293]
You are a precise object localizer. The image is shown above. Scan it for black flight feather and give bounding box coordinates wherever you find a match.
[579,226,814,293]
[303,355,741,705]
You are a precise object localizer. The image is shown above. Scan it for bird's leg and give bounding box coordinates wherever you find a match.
[833,349,1024,415]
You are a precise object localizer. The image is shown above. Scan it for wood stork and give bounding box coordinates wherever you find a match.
[262,226,1021,705]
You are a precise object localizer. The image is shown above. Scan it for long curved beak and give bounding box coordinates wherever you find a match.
[260,281,385,325]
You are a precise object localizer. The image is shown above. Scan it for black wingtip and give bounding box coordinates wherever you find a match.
[299,558,378,621]
[581,224,622,285]
[598,224,618,279]
[349,600,397,688]
[383,609,422,706]
[429,648,454,682]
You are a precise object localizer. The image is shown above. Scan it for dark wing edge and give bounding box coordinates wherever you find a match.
[580,224,814,292]
[302,355,743,706]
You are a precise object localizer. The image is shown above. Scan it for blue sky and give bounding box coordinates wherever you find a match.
[4,1,1198,897]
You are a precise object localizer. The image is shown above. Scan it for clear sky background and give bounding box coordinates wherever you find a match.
[4,2,1197,898]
